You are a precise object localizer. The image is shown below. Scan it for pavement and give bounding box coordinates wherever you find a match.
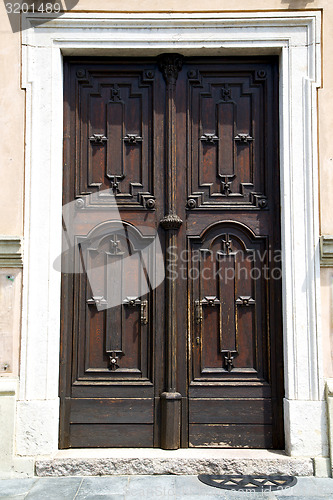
[0,476,333,500]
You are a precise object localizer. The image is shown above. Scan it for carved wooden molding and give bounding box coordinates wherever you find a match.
[0,236,23,268]
[160,214,183,230]
[157,53,185,448]
[320,236,333,267]
[158,53,183,84]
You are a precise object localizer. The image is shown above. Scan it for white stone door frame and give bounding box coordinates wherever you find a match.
[18,11,327,458]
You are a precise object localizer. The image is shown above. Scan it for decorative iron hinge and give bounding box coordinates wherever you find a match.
[200,133,219,144]
[234,133,253,144]
[108,233,124,256]
[89,133,108,144]
[235,296,256,307]
[107,350,124,371]
[110,84,122,102]
[221,85,232,101]
[220,233,235,255]
[221,350,238,372]
[123,297,148,325]
[220,176,235,196]
[122,134,143,145]
[195,296,220,324]
[86,296,108,308]
[107,174,125,194]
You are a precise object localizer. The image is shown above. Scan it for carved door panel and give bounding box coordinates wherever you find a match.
[60,60,166,448]
[175,59,283,448]
[60,57,283,449]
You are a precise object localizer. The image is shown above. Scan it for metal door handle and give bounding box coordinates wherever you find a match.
[124,297,148,324]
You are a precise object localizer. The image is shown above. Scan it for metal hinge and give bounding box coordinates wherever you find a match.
[234,133,254,144]
[200,133,219,144]
[122,133,143,144]
[87,296,108,308]
[89,133,108,144]
[235,296,255,307]
[107,350,124,371]
[195,296,220,324]
[221,350,238,372]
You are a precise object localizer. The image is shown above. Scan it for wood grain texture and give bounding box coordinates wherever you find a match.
[70,398,154,424]
[189,399,272,424]
[70,424,154,448]
[189,424,273,448]
[60,56,283,449]
[180,58,283,449]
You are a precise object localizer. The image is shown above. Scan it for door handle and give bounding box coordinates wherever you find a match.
[123,297,148,324]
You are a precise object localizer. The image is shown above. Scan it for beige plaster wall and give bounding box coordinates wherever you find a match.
[0,1,332,377]
[0,7,24,236]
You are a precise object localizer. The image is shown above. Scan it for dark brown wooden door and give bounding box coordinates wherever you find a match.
[60,56,284,449]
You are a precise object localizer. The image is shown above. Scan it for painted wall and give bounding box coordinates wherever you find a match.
[0,1,332,378]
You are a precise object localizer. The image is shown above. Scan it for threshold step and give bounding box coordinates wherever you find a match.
[35,449,313,477]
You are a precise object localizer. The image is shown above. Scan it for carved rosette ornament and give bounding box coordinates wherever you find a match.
[146,198,156,209]
[258,198,268,209]
[187,198,197,209]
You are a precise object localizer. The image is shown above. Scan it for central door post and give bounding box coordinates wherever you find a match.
[158,53,183,449]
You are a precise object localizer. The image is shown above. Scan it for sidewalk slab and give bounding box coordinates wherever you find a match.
[0,476,332,500]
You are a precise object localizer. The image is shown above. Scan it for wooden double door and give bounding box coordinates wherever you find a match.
[59,55,284,449]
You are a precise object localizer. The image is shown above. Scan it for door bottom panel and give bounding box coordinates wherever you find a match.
[70,424,154,448]
[189,424,273,448]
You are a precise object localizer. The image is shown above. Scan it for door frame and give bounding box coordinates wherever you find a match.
[17,11,327,458]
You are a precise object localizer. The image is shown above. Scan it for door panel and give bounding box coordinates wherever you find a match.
[60,59,165,448]
[60,56,283,449]
[188,424,273,448]
[74,65,156,208]
[189,222,268,380]
[189,399,272,424]
[76,225,153,381]
[178,59,283,449]
[186,68,267,209]
[70,424,154,448]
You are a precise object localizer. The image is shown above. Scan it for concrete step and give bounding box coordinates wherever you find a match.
[35,449,313,477]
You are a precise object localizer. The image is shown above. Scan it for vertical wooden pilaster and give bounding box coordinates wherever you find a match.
[158,53,183,449]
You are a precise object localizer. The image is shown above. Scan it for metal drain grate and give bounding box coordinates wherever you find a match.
[198,474,297,491]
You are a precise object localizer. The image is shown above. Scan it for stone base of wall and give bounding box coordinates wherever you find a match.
[0,379,34,479]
